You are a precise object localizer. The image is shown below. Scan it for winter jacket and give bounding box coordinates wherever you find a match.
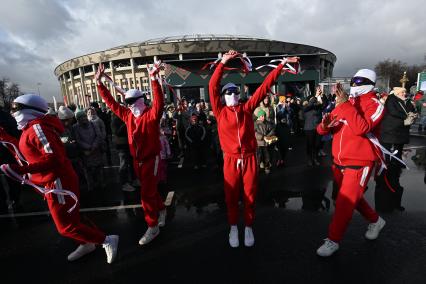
[185,124,206,145]
[0,115,77,185]
[111,113,129,150]
[209,62,284,157]
[317,91,384,166]
[97,78,164,161]
[380,94,416,145]
[254,120,275,147]
[275,122,291,147]
[159,134,171,160]
[303,98,322,131]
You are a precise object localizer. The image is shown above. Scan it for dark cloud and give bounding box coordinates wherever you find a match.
[0,0,425,102]
[0,0,74,42]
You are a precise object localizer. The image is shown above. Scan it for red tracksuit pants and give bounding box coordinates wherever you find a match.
[45,176,106,244]
[223,153,258,226]
[134,155,165,227]
[328,163,379,242]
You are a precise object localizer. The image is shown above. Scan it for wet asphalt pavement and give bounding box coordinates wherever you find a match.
[1,134,426,284]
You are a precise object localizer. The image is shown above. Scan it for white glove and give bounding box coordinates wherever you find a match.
[404,116,415,126]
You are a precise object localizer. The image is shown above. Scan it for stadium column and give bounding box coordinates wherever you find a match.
[62,74,70,106]
[130,58,137,90]
[79,67,87,108]
[109,61,117,100]
[69,71,77,106]
[92,64,100,102]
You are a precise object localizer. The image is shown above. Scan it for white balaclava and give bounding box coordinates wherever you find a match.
[125,89,146,117]
[222,83,240,107]
[350,69,376,98]
[12,94,48,130]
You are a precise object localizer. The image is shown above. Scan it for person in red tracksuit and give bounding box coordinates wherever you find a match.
[209,50,299,248]
[0,94,118,264]
[316,69,386,257]
[95,63,166,246]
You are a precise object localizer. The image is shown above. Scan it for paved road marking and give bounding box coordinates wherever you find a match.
[0,191,174,219]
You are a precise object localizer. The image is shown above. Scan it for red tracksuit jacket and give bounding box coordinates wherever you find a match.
[209,62,284,157]
[98,80,164,161]
[317,91,385,166]
[1,115,77,185]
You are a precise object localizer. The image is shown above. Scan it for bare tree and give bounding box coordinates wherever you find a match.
[375,59,426,90]
[0,77,21,109]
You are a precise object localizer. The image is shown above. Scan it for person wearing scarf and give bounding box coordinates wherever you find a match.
[209,49,299,248]
[0,94,119,263]
[316,69,386,257]
[95,63,167,246]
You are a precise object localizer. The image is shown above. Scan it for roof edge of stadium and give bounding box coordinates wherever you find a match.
[109,34,270,49]
[54,34,336,76]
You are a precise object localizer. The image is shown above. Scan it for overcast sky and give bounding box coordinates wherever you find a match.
[0,0,424,102]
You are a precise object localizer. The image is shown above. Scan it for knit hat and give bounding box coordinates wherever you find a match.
[58,106,74,120]
[257,109,266,118]
[221,83,239,95]
[392,87,406,96]
[74,109,86,119]
[13,94,48,113]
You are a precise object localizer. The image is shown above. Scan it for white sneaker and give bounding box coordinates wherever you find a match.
[158,209,167,227]
[316,238,339,257]
[122,183,136,192]
[244,227,255,247]
[229,226,239,248]
[365,216,386,240]
[139,226,160,245]
[67,243,96,261]
[102,235,119,264]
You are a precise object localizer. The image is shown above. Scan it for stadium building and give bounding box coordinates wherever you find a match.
[54,34,336,107]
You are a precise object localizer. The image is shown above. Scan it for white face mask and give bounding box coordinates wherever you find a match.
[12,109,43,130]
[349,85,374,98]
[129,98,146,117]
[224,93,240,107]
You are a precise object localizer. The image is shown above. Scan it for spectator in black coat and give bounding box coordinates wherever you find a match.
[185,114,206,169]
[303,95,322,166]
[275,113,292,166]
[376,87,417,212]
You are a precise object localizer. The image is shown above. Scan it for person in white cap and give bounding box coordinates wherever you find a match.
[0,94,119,263]
[209,49,299,248]
[95,63,167,246]
[316,69,386,257]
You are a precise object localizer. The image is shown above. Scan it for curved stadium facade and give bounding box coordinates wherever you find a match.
[54,34,336,107]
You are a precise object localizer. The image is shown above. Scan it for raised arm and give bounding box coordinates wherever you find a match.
[150,77,165,121]
[334,83,384,136]
[95,64,130,121]
[244,57,300,113]
[208,50,240,115]
[208,62,225,116]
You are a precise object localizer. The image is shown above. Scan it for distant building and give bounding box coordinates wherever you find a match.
[54,34,336,107]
